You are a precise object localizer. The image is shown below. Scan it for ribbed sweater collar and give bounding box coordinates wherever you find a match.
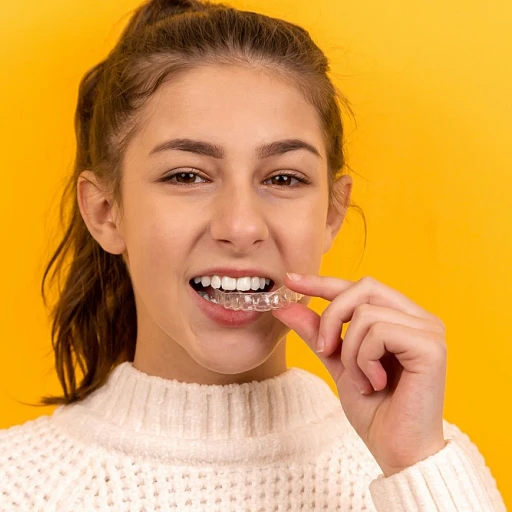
[52,362,347,465]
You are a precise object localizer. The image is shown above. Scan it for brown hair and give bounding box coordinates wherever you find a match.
[32,0,366,407]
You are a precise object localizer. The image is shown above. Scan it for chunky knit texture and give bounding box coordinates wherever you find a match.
[0,363,506,511]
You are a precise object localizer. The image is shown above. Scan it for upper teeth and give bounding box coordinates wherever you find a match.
[193,275,270,291]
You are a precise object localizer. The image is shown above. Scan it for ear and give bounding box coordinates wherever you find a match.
[77,171,126,255]
[323,174,353,254]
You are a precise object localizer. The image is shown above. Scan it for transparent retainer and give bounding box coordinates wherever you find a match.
[211,285,304,312]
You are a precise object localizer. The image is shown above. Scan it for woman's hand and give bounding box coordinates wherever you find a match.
[271,273,448,477]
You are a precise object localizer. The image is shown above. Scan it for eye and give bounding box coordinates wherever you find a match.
[160,170,208,185]
[264,172,309,187]
[159,170,310,187]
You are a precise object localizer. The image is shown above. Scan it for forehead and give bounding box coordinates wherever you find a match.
[133,64,324,153]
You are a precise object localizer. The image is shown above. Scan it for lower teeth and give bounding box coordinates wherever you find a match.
[196,286,267,305]
[198,291,218,304]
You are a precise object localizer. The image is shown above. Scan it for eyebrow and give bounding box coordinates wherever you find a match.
[148,138,322,160]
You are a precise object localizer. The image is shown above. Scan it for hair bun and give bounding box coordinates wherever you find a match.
[119,0,209,43]
[159,0,203,17]
[142,0,206,25]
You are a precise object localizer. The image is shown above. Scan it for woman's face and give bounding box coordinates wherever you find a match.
[80,64,351,383]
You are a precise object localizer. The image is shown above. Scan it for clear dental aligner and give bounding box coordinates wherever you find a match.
[211,285,304,312]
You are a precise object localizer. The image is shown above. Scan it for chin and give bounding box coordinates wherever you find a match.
[192,335,282,375]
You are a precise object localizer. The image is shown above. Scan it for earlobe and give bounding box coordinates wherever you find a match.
[77,171,126,255]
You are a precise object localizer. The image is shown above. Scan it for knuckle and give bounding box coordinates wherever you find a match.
[427,313,446,335]
[353,303,373,321]
[425,338,447,363]
[368,321,386,337]
[358,276,376,286]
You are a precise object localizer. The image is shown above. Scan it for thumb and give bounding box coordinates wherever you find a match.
[272,304,348,385]
[271,303,322,353]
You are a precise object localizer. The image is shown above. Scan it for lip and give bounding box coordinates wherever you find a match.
[188,280,266,327]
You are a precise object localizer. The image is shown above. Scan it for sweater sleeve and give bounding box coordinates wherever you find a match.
[368,420,507,512]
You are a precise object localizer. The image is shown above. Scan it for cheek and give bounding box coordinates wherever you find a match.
[278,204,327,268]
[122,209,194,322]
[139,223,190,274]
[122,193,193,284]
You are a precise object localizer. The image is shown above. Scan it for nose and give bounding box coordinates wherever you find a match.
[210,182,269,254]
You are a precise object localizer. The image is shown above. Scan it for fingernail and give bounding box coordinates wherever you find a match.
[316,335,325,353]
[354,380,369,395]
[286,272,302,281]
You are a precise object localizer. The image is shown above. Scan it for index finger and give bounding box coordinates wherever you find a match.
[283,274,433,320]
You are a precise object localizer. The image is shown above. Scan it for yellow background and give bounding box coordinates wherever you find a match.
[0,0,509,506]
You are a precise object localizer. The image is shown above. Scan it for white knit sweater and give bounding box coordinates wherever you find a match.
[0,362,506,511]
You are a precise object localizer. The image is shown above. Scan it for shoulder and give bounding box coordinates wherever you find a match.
[0,412,61,474]
[0,410,89,510]
[0,412,56,452]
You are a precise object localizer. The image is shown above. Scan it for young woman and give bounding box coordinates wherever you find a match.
[0,0,505,510]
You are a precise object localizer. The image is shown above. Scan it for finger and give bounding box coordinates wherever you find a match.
[271,305,346,380]
[284,273,354,302]
[334,303,442,393]
[321,301,444,358]
[285,274,440,324]
[357,322,446,391]
[271,303,321,350]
